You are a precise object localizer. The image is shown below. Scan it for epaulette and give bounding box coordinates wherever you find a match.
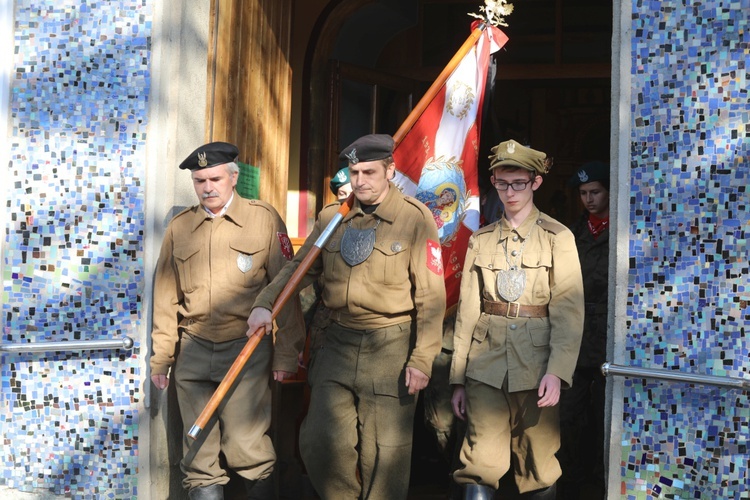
[322,200,343,211]
[403,195,432,216]
[172,206,196,220]
[242,198,276,213]
[536,213,568,235]
[474,221,499,236]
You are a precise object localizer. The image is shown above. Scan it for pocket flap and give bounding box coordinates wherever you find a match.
[373,239,410,256]
[173,245,200,262]
[522,251,551,268]
[229,238,266,255]
[373,376,409,398]
[471,314,491,342]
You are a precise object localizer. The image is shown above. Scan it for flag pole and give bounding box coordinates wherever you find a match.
[393,22,486,146]
[188,21,488,440]
[187,196,354,439]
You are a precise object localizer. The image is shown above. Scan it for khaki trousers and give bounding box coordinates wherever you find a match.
[453,378,561,493]
[175,333,275,489]
[300,321,416,500]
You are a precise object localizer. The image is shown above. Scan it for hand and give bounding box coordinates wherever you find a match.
[273,370,296,382]
[405,367,429,395]
[451,385,467,421]
[151,374,169,390]
[537,373,561,407]
[246,307,273,338]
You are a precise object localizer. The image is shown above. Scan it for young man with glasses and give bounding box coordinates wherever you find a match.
[449,140,584,499]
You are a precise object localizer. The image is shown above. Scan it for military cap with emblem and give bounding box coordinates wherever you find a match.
[179,141,240,171]
[567,160,610,189]
[339,134,394,165]
[329,167,351,194]
[489,139,551,174]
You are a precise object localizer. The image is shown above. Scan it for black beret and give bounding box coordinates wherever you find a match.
[179,141,240,171]
[567,161,610,188]
[339,134,394,164]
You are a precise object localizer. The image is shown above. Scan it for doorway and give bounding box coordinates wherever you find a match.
[299,1,613,498]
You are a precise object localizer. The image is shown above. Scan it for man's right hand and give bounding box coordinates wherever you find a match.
[247,307,273,338]
[151,374,169,390]
[451,384,467,421]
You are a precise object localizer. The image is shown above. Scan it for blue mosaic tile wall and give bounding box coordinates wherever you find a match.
[2,1,151,497]
[626,0,750,498]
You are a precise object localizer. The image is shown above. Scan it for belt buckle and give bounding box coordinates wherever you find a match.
[506,301,521,319]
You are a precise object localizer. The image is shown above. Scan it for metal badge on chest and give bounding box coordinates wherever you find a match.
[341,219,381,267]
[495,221,537,302]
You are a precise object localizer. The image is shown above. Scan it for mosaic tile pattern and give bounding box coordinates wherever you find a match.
[627,0,750,498]
[2,1,151,496]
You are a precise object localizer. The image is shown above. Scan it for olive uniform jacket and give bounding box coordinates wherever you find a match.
[450,207,584,392]
[150,194,305,376]
[253,183,446,377]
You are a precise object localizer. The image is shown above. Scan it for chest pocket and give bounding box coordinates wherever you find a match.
[473,253,502,296]
[228,238,268,287]
[174,244,202,293]
[322,233,344,283]
[371,239,410,285]
[522,250,552,300]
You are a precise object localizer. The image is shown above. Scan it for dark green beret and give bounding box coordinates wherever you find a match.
[339,134,394,164]
[179,141,239,171]
[568,161,610,188]
[329,167,351,194]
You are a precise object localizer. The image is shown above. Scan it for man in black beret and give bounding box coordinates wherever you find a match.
[247,133,446,499]
[558,161,610,499]
[150,141,305,499]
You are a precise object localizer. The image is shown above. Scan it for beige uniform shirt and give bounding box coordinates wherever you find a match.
[253,183,446,376]
[150,194,305,376]
[450,206,584,392]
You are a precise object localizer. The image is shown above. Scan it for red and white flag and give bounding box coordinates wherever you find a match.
[392,23,508,311]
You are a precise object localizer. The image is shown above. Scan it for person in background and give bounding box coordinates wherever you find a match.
[450,140,584,500]
[329,166,352,201]
[150,141,305,500]
[246,134,446,499]
[299,166,354,365]
[557,161,611,500]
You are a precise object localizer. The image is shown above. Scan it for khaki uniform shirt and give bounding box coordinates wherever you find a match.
[150,194,305,376]
[450,207,584,392]
[253,182,446,376]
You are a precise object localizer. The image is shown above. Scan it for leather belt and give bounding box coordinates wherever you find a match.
[482,299,549,318]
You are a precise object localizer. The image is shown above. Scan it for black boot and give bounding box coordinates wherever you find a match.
[244,474,276,500]
[188,483,224,500]
[519,483,556,499]
[463,483,496,500]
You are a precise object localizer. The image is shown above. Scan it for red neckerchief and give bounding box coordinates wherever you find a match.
[587,214,609,239]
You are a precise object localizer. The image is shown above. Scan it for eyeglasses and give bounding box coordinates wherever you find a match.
[492,178,535,191]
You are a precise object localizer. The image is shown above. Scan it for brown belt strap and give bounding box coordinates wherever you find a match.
[482,299,549,318]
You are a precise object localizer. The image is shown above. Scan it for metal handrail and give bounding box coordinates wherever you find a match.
[0,336,135,353]
[601,362,749,390]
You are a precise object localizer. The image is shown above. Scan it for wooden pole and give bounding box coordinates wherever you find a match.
[188,196,353,439]
[188,22,488,439]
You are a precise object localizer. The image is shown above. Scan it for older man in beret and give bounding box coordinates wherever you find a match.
[150,141,305,500]
[558,161,610,499]
[247,133,446,499]
[449,140,584,499]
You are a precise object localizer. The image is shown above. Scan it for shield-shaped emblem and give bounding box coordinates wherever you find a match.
[237,253,253,273]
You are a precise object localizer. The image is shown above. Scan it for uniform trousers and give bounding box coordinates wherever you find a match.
[300,321,416,500]
[453,378,561,493]
[175,333,275,490]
